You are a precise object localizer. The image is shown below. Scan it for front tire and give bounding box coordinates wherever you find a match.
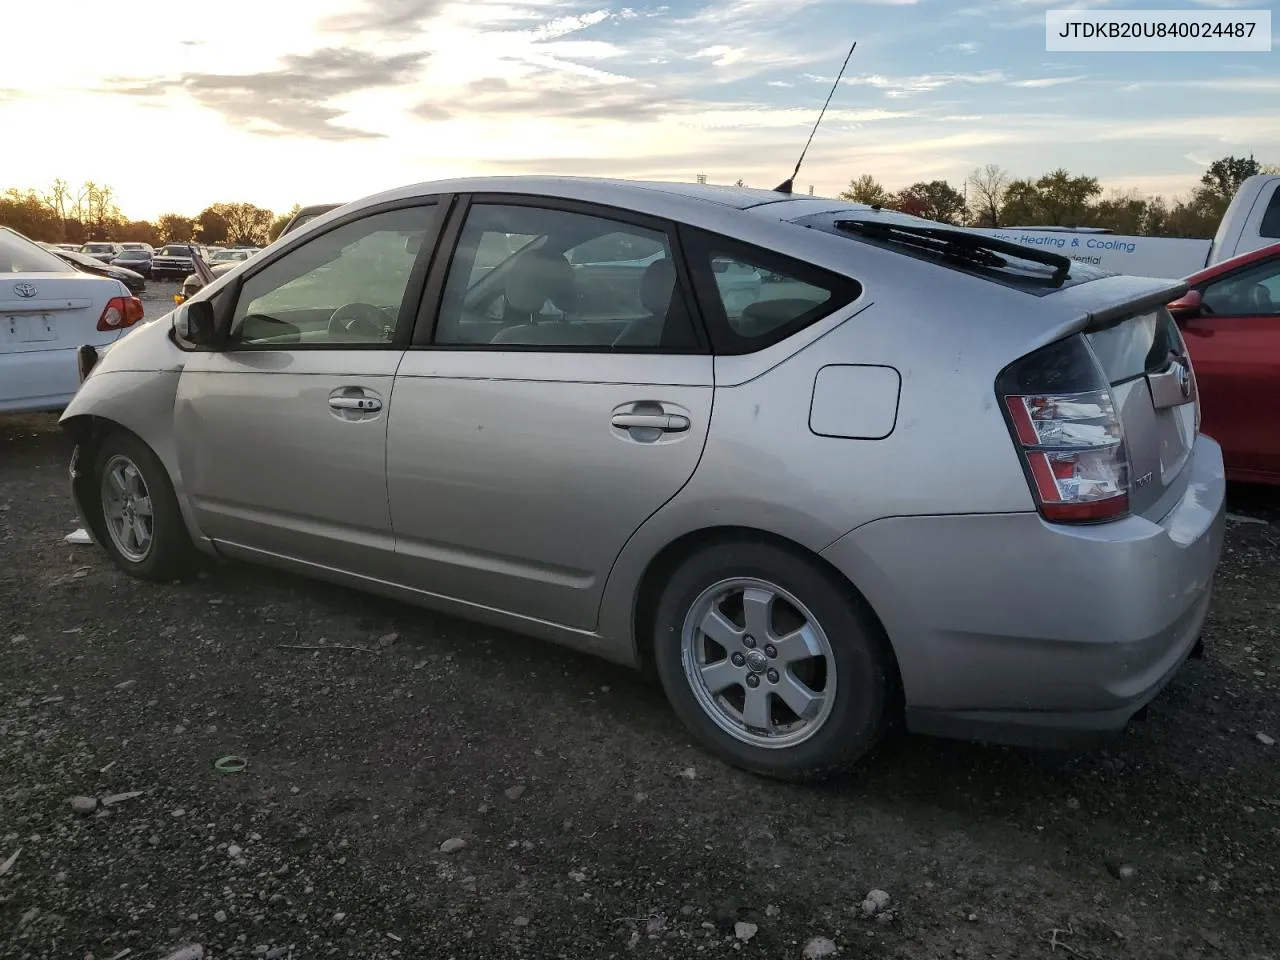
[91,431,199,582]
[652,541,893,782]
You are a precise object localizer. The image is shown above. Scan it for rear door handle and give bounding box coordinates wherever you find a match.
[329,396,382,412]
[611,413,690,432]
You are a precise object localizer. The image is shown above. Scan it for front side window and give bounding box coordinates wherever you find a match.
[1201,258,1280,317]
[229,204,436,348]
[432,203,699,350]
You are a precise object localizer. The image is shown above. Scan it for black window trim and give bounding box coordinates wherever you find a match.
[213,195,452,353]
[408,192,711,355]
[1195,253,1280,320]
[677,225,864,356]
[1258,180,1280,240]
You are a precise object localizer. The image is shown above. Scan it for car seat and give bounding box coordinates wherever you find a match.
[489,249,593,346]
[611,257,676,348]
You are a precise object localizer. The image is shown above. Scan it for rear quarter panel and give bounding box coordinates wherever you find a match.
[596,226,1098,647]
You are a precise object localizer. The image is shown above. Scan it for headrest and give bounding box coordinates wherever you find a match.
[1247,283,1274,313]
[505,248,577,314]
[639,257,676,316]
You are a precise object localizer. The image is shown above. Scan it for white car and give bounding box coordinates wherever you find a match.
[1,227,145,414]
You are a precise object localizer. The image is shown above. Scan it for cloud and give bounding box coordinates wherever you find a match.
[1010,75,1087,88]
[836,70,1008,97]
[414,73,674,123]
[692,45,747,67]
[109,48,427,140]
[943,41,979,54]
[318,0,447,37]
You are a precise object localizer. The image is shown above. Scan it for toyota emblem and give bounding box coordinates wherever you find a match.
[1175,357,1192,399]
[13,282,38,299]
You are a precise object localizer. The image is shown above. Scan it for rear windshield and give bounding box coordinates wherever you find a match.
[117,250,149,258]
[794,211,1110,296]
[1086,308,1179,384]
[159,246,192,256]
[1,229,71,273]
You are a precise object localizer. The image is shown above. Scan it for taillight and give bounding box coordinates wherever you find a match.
[97,296,145,332]
[997,335,1129,524]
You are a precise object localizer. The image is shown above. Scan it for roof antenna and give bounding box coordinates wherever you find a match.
[774,40,857,195]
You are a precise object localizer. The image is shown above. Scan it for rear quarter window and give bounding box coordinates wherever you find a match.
[679,226,861,355]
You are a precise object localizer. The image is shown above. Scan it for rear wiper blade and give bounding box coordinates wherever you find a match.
[833,219,1072,287]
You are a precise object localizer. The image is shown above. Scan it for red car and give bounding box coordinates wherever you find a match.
[1168,241,1280,484]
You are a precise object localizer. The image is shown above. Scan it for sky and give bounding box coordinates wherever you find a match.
[1,0,1277,221]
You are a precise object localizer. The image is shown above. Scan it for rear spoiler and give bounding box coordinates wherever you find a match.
[1084,280,1188,332]
[1046,274,1189,335]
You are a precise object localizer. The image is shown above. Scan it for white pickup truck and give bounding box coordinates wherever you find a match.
[970,173,1280,279]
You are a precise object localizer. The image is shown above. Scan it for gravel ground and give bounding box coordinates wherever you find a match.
[2,306,1279,958]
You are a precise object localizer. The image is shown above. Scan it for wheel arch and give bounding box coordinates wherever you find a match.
[60,411,211,557]
[629,525,903,703]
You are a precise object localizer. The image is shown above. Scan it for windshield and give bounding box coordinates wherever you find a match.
[1,228,74,273]
[159,245,192,256]
[116,250,149,259]
[83,243,114,252]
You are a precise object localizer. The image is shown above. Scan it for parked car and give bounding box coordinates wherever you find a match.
[176,249,267,304]
[211,248,258,263]
[1,226,144,414]
[1167,241,1280,485]
[280,203,343,237]
[151,244,203,281]
[177,256,252,300]
[81,241,124,263]
[111,248,154,279]
[60,177,1226,781]
[53,247,147,293]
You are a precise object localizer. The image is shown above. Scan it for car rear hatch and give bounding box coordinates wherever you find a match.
[1045,276,1199,521]
[1,274,129,354]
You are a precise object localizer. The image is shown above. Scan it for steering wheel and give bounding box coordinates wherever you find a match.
[328,302,395,340]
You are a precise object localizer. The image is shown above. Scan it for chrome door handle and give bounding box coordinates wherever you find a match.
[329,395,382,412]
[611,413,690,432]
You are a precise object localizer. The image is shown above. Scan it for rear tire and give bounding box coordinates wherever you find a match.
[91,431,199,582]
[652,540,893,782]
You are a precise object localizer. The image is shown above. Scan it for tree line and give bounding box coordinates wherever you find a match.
[4,155,1277,248]
[0,179,300,248]
[839,155,1278,238]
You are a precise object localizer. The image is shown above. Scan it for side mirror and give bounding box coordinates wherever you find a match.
[184,300,219,347]
[1168,288,1203,320]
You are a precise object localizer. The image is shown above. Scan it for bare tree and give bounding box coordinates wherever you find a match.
[967,164,1009,227]
[43,179,71,224]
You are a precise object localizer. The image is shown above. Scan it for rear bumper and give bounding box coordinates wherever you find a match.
[820,434,1227,748]
[1,346,89,414]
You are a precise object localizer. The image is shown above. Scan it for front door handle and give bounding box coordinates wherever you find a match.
[329,395,382,412]
[611,412,690,432]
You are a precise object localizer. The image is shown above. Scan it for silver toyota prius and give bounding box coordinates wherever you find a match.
[60,177,1226,781]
